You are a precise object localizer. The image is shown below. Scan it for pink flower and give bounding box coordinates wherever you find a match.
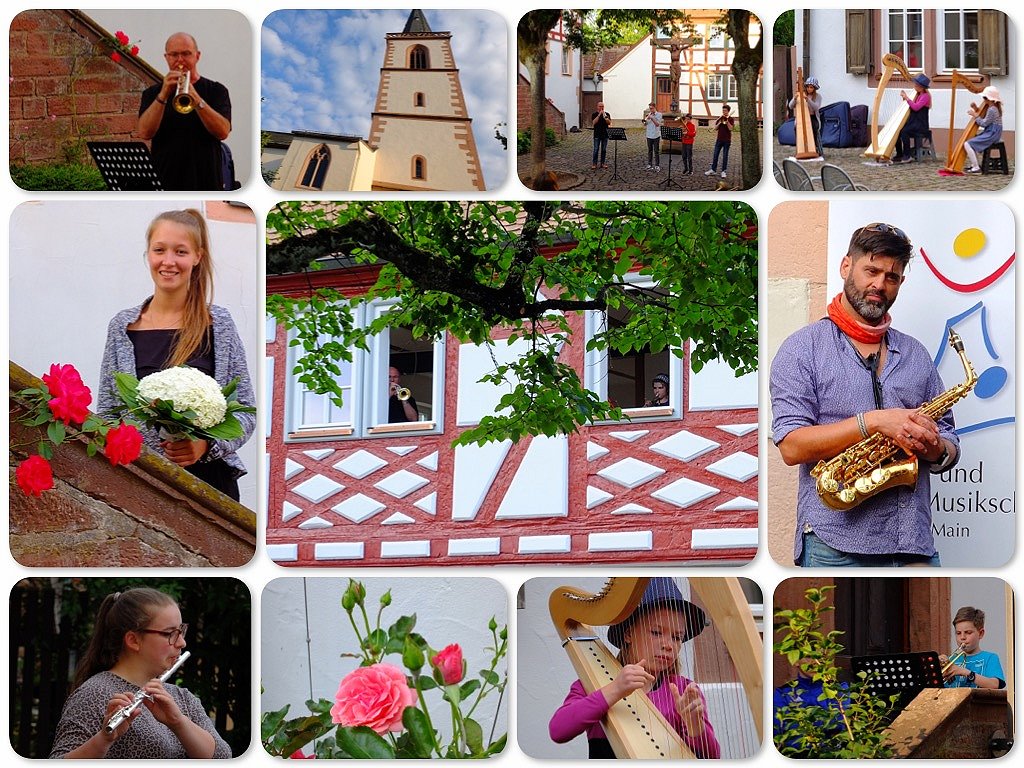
[431,644,464,685]
[16,455,54,496]
[42,363,92,425]
[110,51,121,63]
[289,750,316,759]
[330,664,414,734]
[104,423,143,465]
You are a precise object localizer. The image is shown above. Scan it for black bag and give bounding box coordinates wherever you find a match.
[819,101,854,148]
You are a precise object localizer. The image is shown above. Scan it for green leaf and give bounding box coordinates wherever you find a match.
[402,636,425,672]
[334,725,395,759]
[480,669,500,686]
[47,420,66,446]
[459,679,481,699]
[38,442,53,460]
[464,717,484,755]
[484,733,508,755]
[401,706,434,758]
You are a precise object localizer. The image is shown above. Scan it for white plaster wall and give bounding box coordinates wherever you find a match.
[261,577,509,745]
[382,70,463,117]
[546,38,582,130]
[797,10,1017,133]
[949,578,1010,674]
[274,137,362,192]
[689,345,759,411]
[373,119,478,189]
[9,200,261,512]
[602,36,654,122]
[86,9,254,185]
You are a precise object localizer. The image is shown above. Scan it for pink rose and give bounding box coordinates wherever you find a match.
[16,455,54,496]
[431,644,464,685]
[115,30,129,45]
[42,363,92,425]
[331,664,414,734]
[104,423,143,465]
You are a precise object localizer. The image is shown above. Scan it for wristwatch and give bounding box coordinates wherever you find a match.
[967,670,977,684]
[197,99,206,111]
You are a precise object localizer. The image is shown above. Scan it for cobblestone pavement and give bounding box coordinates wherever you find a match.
[517,123,762,192]
[772,140,1014,192]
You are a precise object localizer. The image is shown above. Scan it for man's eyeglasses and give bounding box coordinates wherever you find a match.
[137,623,188,645]
[863,222,910,243]
[164,51,196,60]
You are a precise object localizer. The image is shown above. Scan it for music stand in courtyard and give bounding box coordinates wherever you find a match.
[606,127,628,182]
[659,125,683,189]
[87,142,163,191]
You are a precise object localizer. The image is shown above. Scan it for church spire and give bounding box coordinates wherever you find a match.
[403,9,432,34]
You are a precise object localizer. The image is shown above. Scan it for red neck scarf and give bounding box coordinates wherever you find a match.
[827,293,891,344]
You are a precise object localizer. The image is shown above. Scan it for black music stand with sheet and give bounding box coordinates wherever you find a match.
[87,141,163,191]
[659,125,683,189]
[606,127,627,182]
[852,650,945,712]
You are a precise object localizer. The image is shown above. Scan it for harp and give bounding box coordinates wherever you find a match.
[793,68,818,160]
[549,576,763,759]
[863,54,917,162]
[943,71,987,174]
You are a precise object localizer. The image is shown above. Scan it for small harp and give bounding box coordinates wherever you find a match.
[793,68,818,160]
[943,71,987,174]
[863,54,917,162]
[549,577,763,759]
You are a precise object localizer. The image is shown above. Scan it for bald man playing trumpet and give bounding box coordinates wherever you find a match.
[137,32,231,190]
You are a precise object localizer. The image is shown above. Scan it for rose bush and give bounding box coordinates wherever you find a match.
[15,455,54,496]
[331,664,415,734]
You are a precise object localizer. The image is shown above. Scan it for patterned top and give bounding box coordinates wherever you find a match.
[944,649,1005,689]
[49,671,231,758]
[968,105,1003,151]
[98,300,255,480]
[549,676,720,758]
[770,319,959,563]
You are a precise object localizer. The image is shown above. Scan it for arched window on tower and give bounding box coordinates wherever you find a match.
[298,144,330,190]
[414,92,425,108]
[412,155,426,181]
[408,45,429,69]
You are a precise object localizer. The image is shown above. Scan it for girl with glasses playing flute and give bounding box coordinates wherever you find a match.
[50,588,230,758]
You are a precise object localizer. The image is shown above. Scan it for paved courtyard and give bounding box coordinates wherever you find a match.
[517,122,762,191]
[772,139,1014,192]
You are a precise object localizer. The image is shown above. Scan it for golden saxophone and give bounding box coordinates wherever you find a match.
[811,328,977,511]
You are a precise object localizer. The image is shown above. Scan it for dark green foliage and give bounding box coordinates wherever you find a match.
[11,162,106,191]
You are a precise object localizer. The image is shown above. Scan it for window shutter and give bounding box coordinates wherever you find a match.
[977,10,1008,76]
[845,10,872,74]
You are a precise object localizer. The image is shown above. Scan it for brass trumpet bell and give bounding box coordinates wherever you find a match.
[173,69,196,114]
[395,386,412,401]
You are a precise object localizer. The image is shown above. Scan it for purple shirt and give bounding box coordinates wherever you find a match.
[550,676,720,758]
[770,319,959,563]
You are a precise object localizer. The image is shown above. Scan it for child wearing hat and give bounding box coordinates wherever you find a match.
[549,578,720,758]
[964,86,1004,173]
[893,73,932,163]
[644,373,671,407]
[788,76,823,157]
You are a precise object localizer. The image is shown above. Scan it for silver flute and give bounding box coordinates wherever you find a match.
[104,651,191,733]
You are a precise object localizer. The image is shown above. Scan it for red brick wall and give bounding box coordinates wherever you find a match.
[9,9,159,165]
[517,74,567,138]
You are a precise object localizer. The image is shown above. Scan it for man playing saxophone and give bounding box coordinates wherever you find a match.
[769,223,960,567]
[137,33,231,190]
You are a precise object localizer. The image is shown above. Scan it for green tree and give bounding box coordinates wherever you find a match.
[774,10,795,47]
[266,200,757,447]
[725,11,764,190]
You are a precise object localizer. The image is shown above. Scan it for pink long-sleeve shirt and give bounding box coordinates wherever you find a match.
[549,677,721,758]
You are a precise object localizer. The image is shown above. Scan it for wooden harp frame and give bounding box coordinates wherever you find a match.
[863,53,916,161]
[943,70,986,173]
[793,67,818,160]
[549,577,764,759]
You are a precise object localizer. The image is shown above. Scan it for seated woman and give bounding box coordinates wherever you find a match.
[893,74,932,163]
[964,86,1004,174]
[49,588,231,759]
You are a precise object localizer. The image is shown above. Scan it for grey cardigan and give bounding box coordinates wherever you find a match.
[98,300,255,478]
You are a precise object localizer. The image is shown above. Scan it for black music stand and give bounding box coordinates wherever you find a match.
[606,127,627,182]
[852,650,945,712]
[87,142,163,191]
[659,125,683,189]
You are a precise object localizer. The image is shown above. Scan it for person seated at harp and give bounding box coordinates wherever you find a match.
[892,74,932,164]
[963,86,1004,174]
[387,366,419,423]
[770,223,961,568]
[940,606,1006,690]
[788,76,823,158]
[549,578,720,759]
[49,588,231,759]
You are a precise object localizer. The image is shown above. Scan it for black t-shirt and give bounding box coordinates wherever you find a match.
[139,77,231,191]
[126,328,215,379]
[388,394,419,423]
[591,111,611,139]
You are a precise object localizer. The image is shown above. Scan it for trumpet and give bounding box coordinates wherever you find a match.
[105,651,191,733]
[940,643,967,675]
[395,386,411,401]
[172,68,196,114]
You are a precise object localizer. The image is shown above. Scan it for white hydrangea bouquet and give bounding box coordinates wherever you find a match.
[114,367,254,441]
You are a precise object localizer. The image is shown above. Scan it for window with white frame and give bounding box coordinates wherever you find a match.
[561,45,571,75]
[707,25,733,49]
[707,73,724,100]
[886,9,924,69]
[727,74,738,101]
[940,9,979,71]
[286,301,444,439]
[584,277,684,419]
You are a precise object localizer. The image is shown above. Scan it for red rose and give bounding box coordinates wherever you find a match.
[130,45,139,56]
[104,423,143,466]
[42,363,92,425]
[330,663,414,734]
[288,750,316,759]
[16,455,54,496]
[110,51,121,63]
[115,30,129,45]
[431,644,464,685]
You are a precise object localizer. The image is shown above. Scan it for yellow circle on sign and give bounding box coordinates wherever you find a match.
[953,228,986,258]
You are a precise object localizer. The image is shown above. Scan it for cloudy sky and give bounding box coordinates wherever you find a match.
[261,9,508,188]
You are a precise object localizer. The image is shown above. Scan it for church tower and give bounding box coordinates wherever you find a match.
[369,10,486,191]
